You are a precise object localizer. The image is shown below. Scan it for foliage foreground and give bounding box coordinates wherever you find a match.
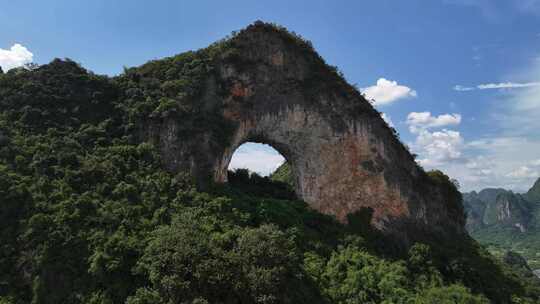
[1,29,540,303]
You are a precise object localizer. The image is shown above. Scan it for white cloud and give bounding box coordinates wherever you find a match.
[478,81,540,89]
[0,43,33,71]
[380,113,395,128]
[431,73,540,191]
[405,111,464,170]
[453,81,540,91]
[506,159,540,180]
[406,112,461,132]
[228,143,285,176]
[426,56,540,191]
[413,129,464,167]
[361,78,417,105]
[435,137,540,191]
[453,85,475,91]
[507,166,538,179]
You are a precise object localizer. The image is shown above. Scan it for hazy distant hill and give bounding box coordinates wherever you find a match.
[463,178,540,269]
[463,189,532,232]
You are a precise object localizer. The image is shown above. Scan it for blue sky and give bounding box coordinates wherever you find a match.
[2,0,540,191]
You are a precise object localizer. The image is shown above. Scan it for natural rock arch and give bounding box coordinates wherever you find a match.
[142,22,464,239]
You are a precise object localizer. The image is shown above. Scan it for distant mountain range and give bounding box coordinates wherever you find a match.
[463,178,540,270]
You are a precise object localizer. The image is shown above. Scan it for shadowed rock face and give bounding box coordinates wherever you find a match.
[144,22,465,240]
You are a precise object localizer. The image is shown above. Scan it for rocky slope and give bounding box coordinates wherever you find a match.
[123,21,465,241]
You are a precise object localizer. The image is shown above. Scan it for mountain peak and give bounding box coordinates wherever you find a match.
[526,177,540,202]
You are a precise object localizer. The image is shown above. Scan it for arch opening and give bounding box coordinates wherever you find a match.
[225,142,298,200]
[228,142,285,177]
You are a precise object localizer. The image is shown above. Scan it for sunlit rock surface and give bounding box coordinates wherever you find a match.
[142,22,465,241]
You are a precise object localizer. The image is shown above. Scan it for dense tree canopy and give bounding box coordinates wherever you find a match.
[1,25,539,304]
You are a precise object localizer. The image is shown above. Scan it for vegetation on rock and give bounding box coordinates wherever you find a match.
[0,22,539,304]
[269,162,295,188]
[463,178,540,270]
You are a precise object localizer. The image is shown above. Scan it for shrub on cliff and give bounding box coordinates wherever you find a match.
[427,170,466,221]
[0,25,539,304]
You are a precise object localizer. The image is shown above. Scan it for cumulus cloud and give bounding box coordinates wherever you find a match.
[445,137,540,191]
[228,143,285,176]
[0,43,33,71]
[406,112,461,133]
[361,78,417,105]
[405,111,464,167]
[402,59,540,191]
[453,81,540,91]
[414,66,540,192]
[506,159,540,179]
[414,129,464,167]
[465,157,493,177]
[507,166,539,179]
[413,136,539,191]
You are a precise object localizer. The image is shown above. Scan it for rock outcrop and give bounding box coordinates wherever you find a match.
[526,178,540,203]
[484,192,531,229]
[463,188,533,232]
[134,22,465,240]
[462,191,487,231]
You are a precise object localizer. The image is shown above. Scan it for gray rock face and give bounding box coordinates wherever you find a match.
[534,269,540,279]
[462,192,486,231]
[477,188,508,205]
[464,188,533,232]
[144,22,465,240]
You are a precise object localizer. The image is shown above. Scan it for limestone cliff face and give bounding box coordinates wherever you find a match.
[464,189,533,233]
[140,22,465,240]
[462,192,486,231]
[484,193,531,231]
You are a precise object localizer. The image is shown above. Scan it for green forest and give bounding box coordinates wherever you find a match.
[1,24,540,304]
[463,181,540,270]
